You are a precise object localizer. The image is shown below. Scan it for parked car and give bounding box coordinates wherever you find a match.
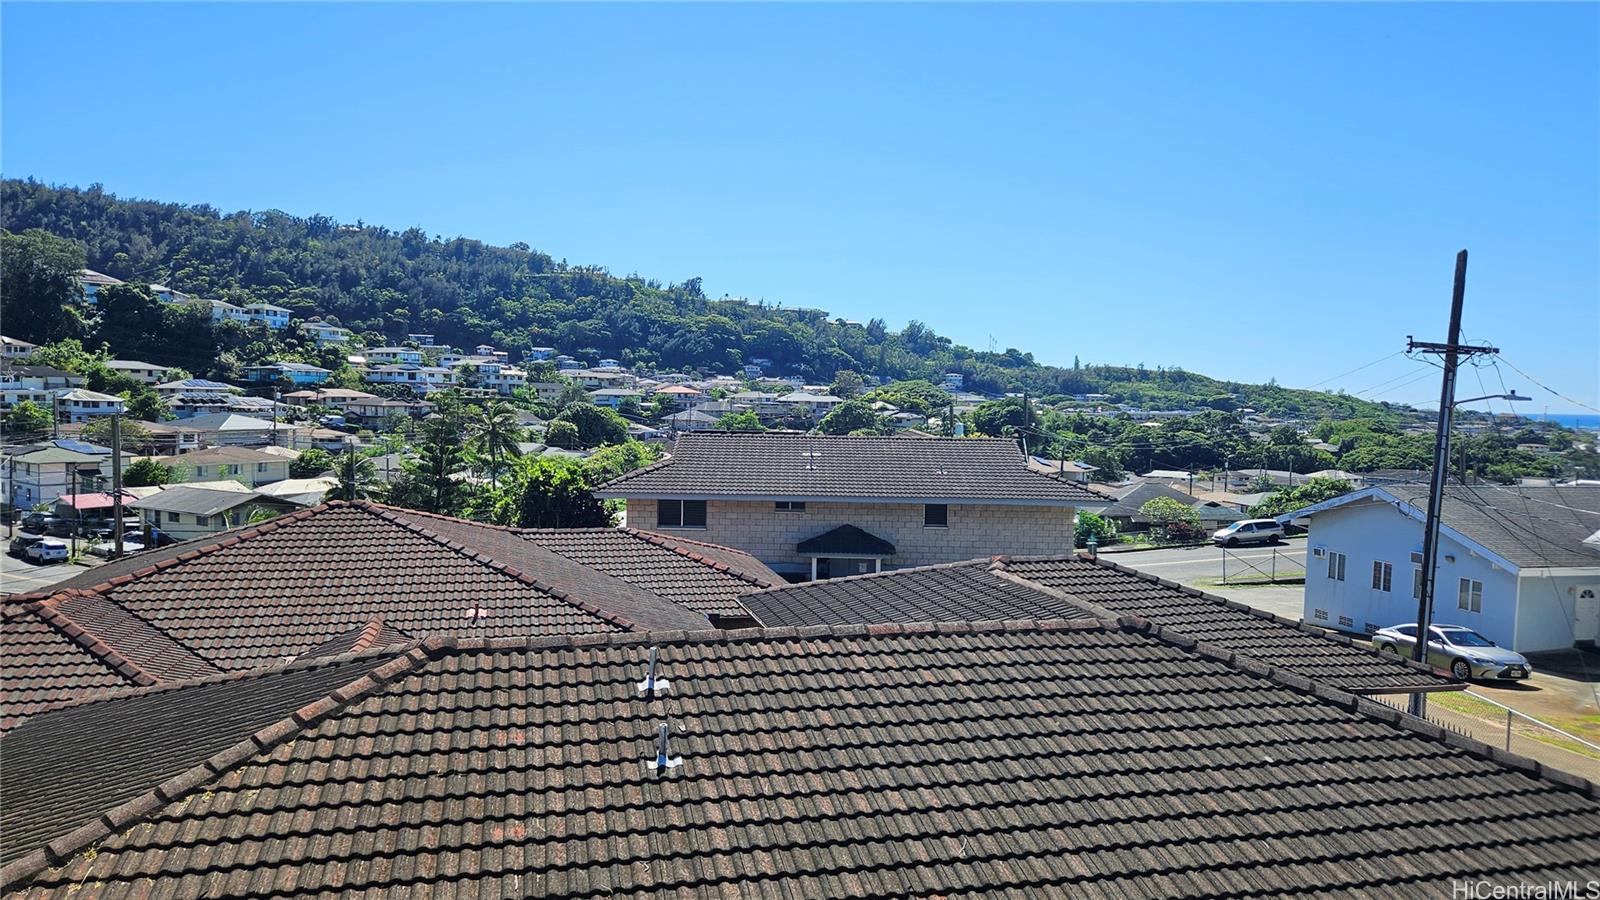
[88,539,147,558]
[19,512,49,532]
[1211,518,1285,547]
[1372,623,1532,681]
[8,532,46,558]
[23,539,69,564]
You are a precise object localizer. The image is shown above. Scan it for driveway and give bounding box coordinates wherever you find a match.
[2,550,95,596]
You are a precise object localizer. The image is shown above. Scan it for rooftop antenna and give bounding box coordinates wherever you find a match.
[645,722,684,773]
[636,646,671,695]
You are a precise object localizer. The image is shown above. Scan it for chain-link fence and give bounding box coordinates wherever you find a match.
[1375,691,1600,783]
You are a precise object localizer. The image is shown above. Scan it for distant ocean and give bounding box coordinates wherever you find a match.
[1525,413,1600,430]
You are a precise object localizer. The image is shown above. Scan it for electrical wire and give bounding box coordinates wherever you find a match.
[1494,355,1600,415]
[1303,351,1408,391]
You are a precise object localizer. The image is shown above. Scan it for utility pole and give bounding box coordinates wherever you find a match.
[111,415,125,559]
[1407,250,1498,718]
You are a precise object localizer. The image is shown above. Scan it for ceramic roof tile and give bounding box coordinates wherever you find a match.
[4,623,1594,897]
[595,433,1104,503]
[741,554,1451,694]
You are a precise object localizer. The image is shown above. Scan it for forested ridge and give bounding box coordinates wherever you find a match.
[2,178,1391,419]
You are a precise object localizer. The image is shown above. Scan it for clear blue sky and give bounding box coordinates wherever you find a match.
[4,3,1596,412]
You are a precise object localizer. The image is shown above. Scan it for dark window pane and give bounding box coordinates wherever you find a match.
[924,504,948,527]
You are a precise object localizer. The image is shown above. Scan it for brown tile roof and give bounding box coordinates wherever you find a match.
[740,554,1454,694]
[0,593,219,733]
[0,647,410,868]
[742,559,1097,626]
[4,622,1596,896]
[293,616,413,659]
[81,503,648,670]
[19,502,769,678]
[520,527,781,618]
[595,432,1106,503]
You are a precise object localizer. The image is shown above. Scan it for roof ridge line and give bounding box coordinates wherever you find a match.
[737,556,999,597]
[353,502,645,633]
[77,502,337,595]
[24,594,164,689]
[13,639,429,726]
[0,640,446,890]
[40,590,220,685]
[591,453,677,492]
[1133,620,1600,802]
[1066,551,1453,684]
[988,566,1120,621]
[350,615,388,654]
[622,528,777,588]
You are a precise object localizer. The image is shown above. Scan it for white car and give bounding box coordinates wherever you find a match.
[88,539,147,558]
[1211,518,1285,547]
[23,539,69,564]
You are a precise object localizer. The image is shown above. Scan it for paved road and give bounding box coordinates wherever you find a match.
[1100,540,1308,621]
[1,550,94,596]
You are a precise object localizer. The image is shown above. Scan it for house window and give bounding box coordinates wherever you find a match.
[1313,608,1329,621]
[167,511,180,523]
[1326,551,1346,582]
[1412,568,1424,600]
[1338,615,1354,628]
[657,500,707,529]
[196,515,210,526]
[774,501,806,512]
[1371,561,1393,592]
[1458,578,1483,613]
[257,463,268,473]
[924,504,949,528]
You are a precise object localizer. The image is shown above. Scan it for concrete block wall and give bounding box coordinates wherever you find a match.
[629,498,1075,572]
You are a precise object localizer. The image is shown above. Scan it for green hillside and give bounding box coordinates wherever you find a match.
[3,178,1395,420]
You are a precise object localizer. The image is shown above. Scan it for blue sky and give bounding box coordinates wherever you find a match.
[4,3,1596,412]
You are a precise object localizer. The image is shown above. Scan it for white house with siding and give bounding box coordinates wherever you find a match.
[1283,484,1600,652]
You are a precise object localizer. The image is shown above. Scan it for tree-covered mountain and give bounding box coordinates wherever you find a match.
[3,178,1393,419]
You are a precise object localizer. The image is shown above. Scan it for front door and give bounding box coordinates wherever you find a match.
[1574,586,1600,646]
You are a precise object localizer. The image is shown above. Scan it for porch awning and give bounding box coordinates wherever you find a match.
[797,525,896,558]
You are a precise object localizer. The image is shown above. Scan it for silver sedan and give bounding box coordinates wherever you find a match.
[1372,623,1532,681]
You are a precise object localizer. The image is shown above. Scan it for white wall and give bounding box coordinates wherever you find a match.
[1517,573,1600,651]
[1302,499,1519,647]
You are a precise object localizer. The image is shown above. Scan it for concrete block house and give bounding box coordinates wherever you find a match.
[596,432,1105,580]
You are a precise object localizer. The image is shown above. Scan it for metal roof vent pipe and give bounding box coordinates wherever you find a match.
[636,646,671,696]
[645,722,684,774]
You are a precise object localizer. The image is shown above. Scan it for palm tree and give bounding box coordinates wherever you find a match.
[468,401,522,490]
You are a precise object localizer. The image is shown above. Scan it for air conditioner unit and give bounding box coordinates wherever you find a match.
[1410,551,1424,564]
[1312,546,1327,559]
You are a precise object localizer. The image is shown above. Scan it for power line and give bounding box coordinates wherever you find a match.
[1494,355,1600,415]
[1303,351,1408,390]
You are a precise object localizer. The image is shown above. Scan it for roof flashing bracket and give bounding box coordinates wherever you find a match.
[636,646,672,695]
[644,722,684,774]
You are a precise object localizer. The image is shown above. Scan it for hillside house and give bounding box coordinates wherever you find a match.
[55,389,126,423]
[1285,484,1600,652]
[363,364,456,391]
[302,322,353,345]
[364,347,425,365]
[152,446,291,488]
[1,335,39,359]
[245,362,331,386]
[103,360,170,385]
[75,269,124,305]
[1,439,134,512]
[596,432,1106,579]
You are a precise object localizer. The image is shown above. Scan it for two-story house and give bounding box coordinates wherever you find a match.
[55,389,126,423]
[595,432,1107,580]
[2,439,135,512]
[363,364,457,391]
[243,303,292,328]
[302,322,353,346]
[151,446,292,488]
[1284,483,1600,652]
[365,347,426,365]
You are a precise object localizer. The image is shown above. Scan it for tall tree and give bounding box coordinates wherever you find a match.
[1,228,87,342]
[468,400,522,489]
[510,457,612,528]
